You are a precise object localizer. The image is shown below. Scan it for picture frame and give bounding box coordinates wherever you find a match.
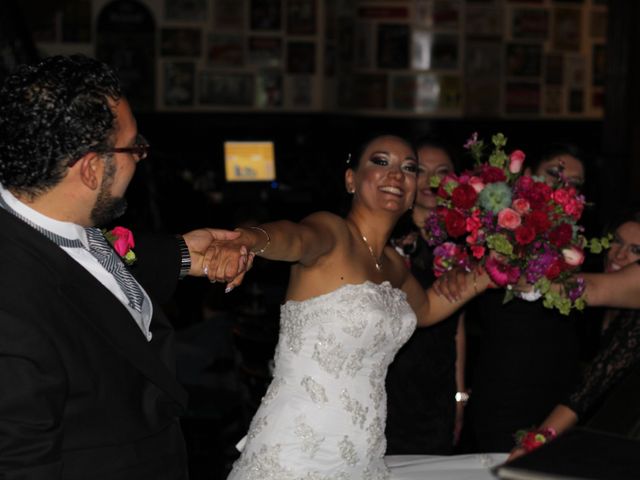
[553,8,582,52]
[160,28,202,57]
[287,41,316,73]
[206,33,244,67]
[212,0,245,30]
[511,8,549,40]
[506,43,542,77]
[248,36,282,67]
[199,71,254,106]
[377,24,410,69]
[164,0,207,21]
[286,0,317,35]
[505,82,541,115]
[250,0,282,31]
[163,61,195,106]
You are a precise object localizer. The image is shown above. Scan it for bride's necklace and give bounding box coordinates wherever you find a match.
[353,223,383,271]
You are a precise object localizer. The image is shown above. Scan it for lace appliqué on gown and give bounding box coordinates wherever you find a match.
[227,281,416,479]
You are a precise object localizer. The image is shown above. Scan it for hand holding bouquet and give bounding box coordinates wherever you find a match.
[425,133,609,314]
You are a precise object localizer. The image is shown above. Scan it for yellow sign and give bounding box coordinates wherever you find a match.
[224,141,276,182]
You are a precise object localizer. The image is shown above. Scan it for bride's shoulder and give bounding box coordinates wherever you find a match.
[301,211,349,233]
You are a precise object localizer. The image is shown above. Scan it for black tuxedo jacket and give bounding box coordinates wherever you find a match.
[0,208,189,480]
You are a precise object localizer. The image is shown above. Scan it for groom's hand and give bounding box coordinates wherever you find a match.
[182,228,248,281]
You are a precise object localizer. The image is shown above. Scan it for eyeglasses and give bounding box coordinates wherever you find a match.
[102,134,150,160]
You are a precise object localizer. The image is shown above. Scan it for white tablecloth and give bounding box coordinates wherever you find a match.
[386,453,509,480]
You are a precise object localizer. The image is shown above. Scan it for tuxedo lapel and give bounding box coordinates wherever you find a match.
[0,210,188,407]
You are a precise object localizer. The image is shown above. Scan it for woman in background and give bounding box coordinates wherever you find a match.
[385,137,468,455]
[461,143,587,452]
[509,210,640,458]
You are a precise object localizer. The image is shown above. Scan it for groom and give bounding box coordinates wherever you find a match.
[0,55,244,479]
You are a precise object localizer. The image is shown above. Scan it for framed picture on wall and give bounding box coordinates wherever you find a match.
[287,0,316,35]
[431,34,459,70]
[160,28,202,57]
[465,40,502,116]
[287,75,314,107]
[506,43,542,77]
[553,8,582,52]
[544,86,563,115]
[213,0,244,30]
[163,62,195,106]
[199,71,254,106]
[164,0,207,21]
[206,33,244,66]
[544,53,563,84]
[391,75,416,110]
[505,82,540,114]
[287,41,316,73]
[568,88,584,113]
[592,44,606,86]
[377,24,410,69]
[590,10,607,38]
[250,0,282,31]
[511,8,549,40]
[248,36,282,67]
[355,21,374,68]
[433,0,461,29]
[465,5,503,38]
[256,70,283,107]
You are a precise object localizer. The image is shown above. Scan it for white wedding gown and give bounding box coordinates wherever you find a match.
[227,281,507,479]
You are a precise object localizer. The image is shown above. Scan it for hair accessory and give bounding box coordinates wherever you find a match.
[346,153,352,165]
[249,226,271,255]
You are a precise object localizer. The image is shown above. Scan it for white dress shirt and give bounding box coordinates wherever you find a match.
[0,185,153,341]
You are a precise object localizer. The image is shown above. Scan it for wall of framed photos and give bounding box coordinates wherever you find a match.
[31,0,607,118]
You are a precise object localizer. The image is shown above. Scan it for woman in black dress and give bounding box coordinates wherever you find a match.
[385,138,467,455]
[461,143,587,452]
[509,210,640,458]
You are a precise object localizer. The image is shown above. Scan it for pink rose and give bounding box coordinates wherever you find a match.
[562,246,585,267]
[110,226,135,257]
[552,188,571,206]
[509,150,526,174]
[563,199,584,220]
[468,176,486,193]
[497,208,522,230]
[512,198,531,215]
[470,245,486,259]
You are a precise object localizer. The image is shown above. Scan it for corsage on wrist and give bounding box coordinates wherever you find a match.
[103,226,136,265]
[514,427,557,453]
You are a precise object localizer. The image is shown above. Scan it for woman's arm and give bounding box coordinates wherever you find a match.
[403,268,491,327]
[582,264,640,308]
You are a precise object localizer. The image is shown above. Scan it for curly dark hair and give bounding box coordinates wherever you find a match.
[0,55,122,197]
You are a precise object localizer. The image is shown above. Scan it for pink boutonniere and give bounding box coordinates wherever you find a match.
[104,226,137,265]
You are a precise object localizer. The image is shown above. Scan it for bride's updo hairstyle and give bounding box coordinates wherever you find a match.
[345,132,416,172]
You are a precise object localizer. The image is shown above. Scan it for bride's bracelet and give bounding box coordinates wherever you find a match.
[514,427,557,453]
[249,226,271,255]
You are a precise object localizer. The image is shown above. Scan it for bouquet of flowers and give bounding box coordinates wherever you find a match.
[425,132,608,314]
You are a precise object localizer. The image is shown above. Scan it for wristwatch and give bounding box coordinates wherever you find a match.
[176,235,191,279]
[455,391,470,404]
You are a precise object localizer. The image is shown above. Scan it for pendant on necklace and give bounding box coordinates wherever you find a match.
[361,233,383,271]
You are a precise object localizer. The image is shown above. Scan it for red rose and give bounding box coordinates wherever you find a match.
[525,210,551,234]
[515,175,534,192]
[525,182,552,209]
[545,260,563,280]
[564,199,584,220]
[444,209,467,237]
[552,188,571,206]
[549,223,573,247]
[479,165,507,183]
[451,184,478,209]
[515,225,536,245]
[471,245,486,259]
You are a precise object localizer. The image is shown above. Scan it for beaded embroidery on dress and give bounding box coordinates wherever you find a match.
[227,281,416,480]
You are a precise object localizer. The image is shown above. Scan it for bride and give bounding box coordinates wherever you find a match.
[210,134,496,479]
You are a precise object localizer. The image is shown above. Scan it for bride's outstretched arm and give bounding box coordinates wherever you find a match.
[404,268,491,327]
[202,211,342,280]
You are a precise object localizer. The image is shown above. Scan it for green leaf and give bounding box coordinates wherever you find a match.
[502,289,515,304]
[492,133,507,148]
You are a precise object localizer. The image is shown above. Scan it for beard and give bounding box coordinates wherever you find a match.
[90,158,128,226]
